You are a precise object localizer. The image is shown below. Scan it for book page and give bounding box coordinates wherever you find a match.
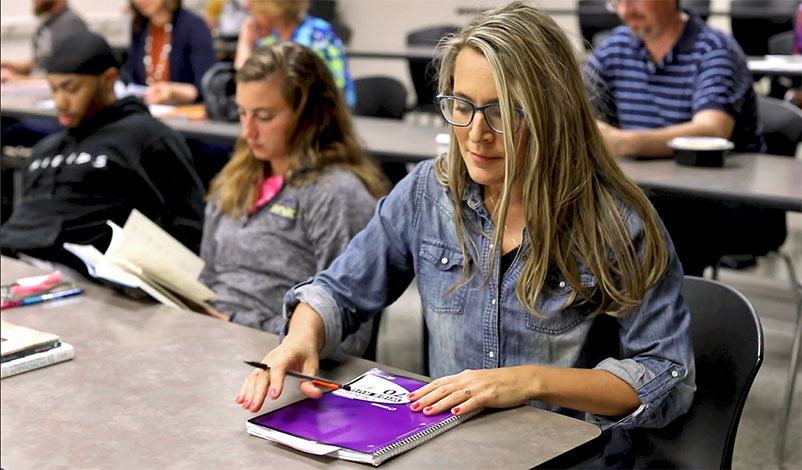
[103,210,216,303]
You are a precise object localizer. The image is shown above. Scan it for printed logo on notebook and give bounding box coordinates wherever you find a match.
[333,373,412,404]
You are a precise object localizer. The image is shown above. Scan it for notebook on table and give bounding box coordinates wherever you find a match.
[245,368,481,466]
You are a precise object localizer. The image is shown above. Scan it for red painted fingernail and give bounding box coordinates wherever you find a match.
[269,389,278,399]
[407,393,415,399]
[244,399,251,407]
[424,406,433,413]
[452,407,460,414]
[410,402,420,409]
[235,395,242,403]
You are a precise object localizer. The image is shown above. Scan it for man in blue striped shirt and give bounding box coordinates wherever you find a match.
[584,0,780,276]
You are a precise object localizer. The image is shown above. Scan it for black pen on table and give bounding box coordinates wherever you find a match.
[244,361,351,391]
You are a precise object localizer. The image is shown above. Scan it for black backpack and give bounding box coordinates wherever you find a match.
[201,62,238,122]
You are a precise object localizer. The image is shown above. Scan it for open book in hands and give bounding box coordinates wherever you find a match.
[63,209,216,312]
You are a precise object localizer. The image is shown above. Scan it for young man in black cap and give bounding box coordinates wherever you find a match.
[1,30,206,274]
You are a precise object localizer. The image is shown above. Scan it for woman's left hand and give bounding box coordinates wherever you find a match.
[407,367,535,416]
[144,82,174,104]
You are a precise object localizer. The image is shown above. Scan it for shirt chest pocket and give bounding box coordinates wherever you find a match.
[525,270,596,334]
[417,239,468,315]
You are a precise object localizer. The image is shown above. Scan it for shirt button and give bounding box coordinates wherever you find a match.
[488,351,495,358]
[491,299,496,305]
[671,370,679,378]
[559,281,566,288]
[440,257,448,264]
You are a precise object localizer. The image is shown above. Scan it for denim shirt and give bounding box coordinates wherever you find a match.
[285,160,695,430]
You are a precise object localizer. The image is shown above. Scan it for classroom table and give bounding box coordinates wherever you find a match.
[0,92,445,164]
[0,257,603,469]
[1,91,799,212]
[746,55,802,77]
[618,154,802,213]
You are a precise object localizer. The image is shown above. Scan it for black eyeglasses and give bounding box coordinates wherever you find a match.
[435,95,524,134]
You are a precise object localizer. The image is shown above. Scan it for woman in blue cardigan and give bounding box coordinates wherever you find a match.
[128,0,217,104]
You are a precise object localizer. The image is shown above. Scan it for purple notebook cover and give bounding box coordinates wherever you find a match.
[248,369,454,454]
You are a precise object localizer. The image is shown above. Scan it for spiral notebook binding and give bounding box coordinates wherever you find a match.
[370,408,483,465]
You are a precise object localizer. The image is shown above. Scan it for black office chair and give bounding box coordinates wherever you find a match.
[353,76,410,184]
[730,0,796,56]
[577,0,620,50]
[713,96,801,273]
[767,30,801,100]
[353,76,408,120]
[406,25,460,113]
[769,30,797,54]
[631,276,764,469]
[681,0,711,21]
[713,96,802,465]
[758,96,802,157]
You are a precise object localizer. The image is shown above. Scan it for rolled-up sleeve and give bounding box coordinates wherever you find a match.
[282,164,424,357]
[589,214,696,430]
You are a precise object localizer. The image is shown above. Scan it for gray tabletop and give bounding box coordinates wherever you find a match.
[0,257,601,469]
[746,55,802,77]
[3,91,798,212]
[618,154,802,212]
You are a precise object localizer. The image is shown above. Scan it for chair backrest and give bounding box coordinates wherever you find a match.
[353,76,408,120]
[406,25,460,110]
[681,0,711,20]
[631,276,764,469]
[758,96,802,157]
[768,30,797,55]
[730,0,796,56]
[577,0,621,50]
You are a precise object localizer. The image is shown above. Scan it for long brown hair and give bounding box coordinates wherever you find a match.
[209,42,388,217]
[130,0,182,34]
[434,1,668,317]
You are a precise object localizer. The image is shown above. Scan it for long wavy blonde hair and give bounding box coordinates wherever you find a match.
[209,42,388,217]
[435,1,668,317]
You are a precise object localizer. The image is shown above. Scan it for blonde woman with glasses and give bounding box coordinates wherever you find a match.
[237,1,695,435]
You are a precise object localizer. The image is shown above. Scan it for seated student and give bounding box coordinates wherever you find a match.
[199,42,388,356]
[127,0,217,105]
[237,1,695,435]
[1,0,87,82]
[583,0,779,276]
[234,0,356,107]
[0,30,206,274]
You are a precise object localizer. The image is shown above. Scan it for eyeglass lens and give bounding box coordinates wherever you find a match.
[439,97,509,133]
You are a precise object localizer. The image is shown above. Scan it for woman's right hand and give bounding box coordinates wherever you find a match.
[236,337,321,412]
[236,303,327,411]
